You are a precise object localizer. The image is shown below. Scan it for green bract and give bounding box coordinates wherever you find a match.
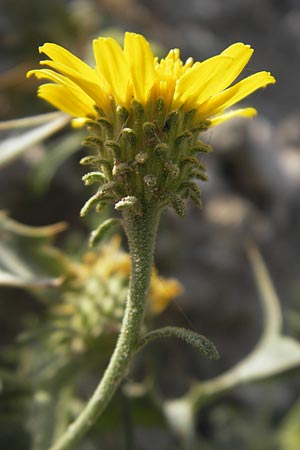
[80,102,211,217]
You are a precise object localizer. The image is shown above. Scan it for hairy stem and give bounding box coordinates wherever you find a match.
[49,205,160,450]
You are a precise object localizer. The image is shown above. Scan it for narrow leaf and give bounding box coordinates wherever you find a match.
[0,112,65,130]
[138,326,219,360]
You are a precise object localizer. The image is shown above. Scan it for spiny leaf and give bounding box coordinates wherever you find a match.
[137,326,219,360]
[82,171,106,186]
[80,183,116,217]
[170,195,185,217]
[80,155,99,166]
[82,136,104,149]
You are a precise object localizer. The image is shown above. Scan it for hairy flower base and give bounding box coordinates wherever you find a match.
[80,99,211,216]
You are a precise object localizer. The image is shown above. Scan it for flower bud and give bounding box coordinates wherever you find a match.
[143,174,157,189]
[135,152,148,164]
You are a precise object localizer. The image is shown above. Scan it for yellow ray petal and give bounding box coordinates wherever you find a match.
[28,68,82,90]
[37,84,95,118]
[209,107,257,127]
[28,69,97,116]
[38,60,110,114]
[39,43,96,79]
[185,44,254,108]
[93,37,131,105]
[124,32,156,104]
[173,54,233,109]
[199,71,275,118]
[216,71,276,112]
[216,42,254,91]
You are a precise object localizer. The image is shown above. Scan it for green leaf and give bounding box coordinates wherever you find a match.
[137,326,219,360]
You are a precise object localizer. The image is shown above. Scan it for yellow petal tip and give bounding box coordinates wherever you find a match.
[38,44,47,54]
[269,74,276,84]
[71,117,87,128]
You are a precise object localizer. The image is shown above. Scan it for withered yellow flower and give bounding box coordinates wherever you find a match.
[28,32,275,127]
[59,237,182,339]
[149,269,183,314]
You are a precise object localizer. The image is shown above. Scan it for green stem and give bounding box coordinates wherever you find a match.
[49,205,161,450]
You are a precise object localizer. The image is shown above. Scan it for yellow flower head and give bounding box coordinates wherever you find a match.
[28,32,275,126]
[28,33,275,216]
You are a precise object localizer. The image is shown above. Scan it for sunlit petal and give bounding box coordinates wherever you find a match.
[39,43,97,79]
[38,60,110,114]
[38,84,95,118]
[209,107,257,126]
[124,32,156,104]
[218,42,254,90]
[173,55,233,109]
[93,37,131,105]
[199,71,275,119]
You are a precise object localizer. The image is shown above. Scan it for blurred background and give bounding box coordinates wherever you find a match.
[1,0,300,449]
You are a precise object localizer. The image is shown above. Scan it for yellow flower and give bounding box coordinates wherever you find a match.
[84,236,131,280]
[28,33,275,216]
[28,32,275,127]
[81,237,182,314]
[55,237,182,343]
